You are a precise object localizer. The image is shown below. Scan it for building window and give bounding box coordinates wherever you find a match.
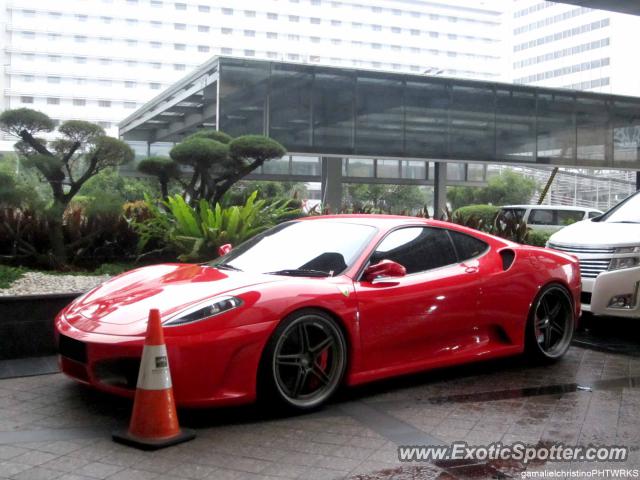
[391,27,401,34]
[245,10,255,17]
[76,14,88,21]
[74,56,87,64]
[74,78,86,85]
[150,82,161,89]
[289,15,299,22]
[244,49,255,57]
[99,100,111,108]
[151,0,163,6]
[47,76,61,84]
[100,37,112,44]
[174,43,186,50]
[126,40,138,47]
[73,99,86,106]
[411,29,420,36]
[21,96,34,104]
[198,25,210,32]
[174,23,186,30]
[22,9,36,17]
[372,25,381,31]
[124,102,137,109]
[48,33,61,41]
[198,45,210,52]
[331,20,341,26]
[372,43,381,49]
[127,0,138,4]
[331,38,341,45]
[174,64,186,70]
[48,55,61,62]
[221,47,232,54]
[288,34,299,41]
[310,18,320,24]
[47,98,60,105]
[127,19,138,26]
[125,81,136,88]
[21,31,36,39]
[99,80,112,86]
[221,28,232,34]
[222,8,233,15]
[267,12,277,20]
[99,58,112,65]
[22,75,35,82]
[151,62,161,69]
[310,36,320,43]
[101,16,112,23]
[288,53,300,60]
[75,35,87,43]
[151,20,161,27]
[151,41,161,48]
[175,2,186,10]
[267,51,278,58]
[267,32,277,39]
[49,12,62,19]
[126,60,137,67]
[198,5,210,12]
[245,30,255,37]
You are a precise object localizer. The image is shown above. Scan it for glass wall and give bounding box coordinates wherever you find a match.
[218,58,640,170]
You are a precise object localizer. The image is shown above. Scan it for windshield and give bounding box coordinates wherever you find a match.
[210,221,377,276]
[597,192,640,223]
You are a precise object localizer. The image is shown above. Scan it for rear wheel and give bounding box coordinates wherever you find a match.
[525,284,575,362]
[259,309,347,411]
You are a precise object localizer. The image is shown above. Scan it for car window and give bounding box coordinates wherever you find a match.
[588,211,601,219]
[371,227,457,274]
[557,210,585,225]
[528,209,555,225]
[449,230,488,261]
[501,208,525,222]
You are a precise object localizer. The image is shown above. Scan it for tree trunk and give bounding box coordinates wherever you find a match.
[46,200,67,267]
[160,179,169,200]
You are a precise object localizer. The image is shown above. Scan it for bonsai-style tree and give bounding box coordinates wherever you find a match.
[147,129,286,205]
[137,156,180,200]
[0,108,134,266]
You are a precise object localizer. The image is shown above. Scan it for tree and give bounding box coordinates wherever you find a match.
[448,169,538,210]
[344,184,427,213]
[137,156,179,199]
[166,129,286,205]
[0,108,134,266]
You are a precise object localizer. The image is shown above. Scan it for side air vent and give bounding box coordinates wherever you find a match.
[499,249,515,271]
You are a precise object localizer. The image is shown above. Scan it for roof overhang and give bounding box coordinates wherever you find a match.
[553,0,640,15]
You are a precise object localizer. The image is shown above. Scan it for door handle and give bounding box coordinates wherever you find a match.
[465,266,478,274]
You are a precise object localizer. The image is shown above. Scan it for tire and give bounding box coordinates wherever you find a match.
[525,284,575,362]
[258,309,347,411]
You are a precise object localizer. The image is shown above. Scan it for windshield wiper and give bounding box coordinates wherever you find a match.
[215,263,243,272]
[265,269,332,277]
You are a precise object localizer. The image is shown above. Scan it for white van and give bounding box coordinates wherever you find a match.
[548,192,640,318]
[499,205,603,232]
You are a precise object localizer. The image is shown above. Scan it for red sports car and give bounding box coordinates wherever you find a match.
[56,215,581,410]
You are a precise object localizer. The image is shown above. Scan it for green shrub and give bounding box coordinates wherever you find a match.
[453,204,499,228]
[526,229,553,247]
[0,265,25,288]
[133,191,301,262]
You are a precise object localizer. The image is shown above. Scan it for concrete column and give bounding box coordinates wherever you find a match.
[433,161,447,219]
[321,157,343,213]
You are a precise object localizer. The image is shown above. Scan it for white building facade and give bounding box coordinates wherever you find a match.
[2,0,505,149]
[509,0,640,96]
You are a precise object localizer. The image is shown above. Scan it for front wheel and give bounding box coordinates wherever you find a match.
[259,309,347,411]
[525,284,575,362]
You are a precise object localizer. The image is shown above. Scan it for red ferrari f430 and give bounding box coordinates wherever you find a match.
[56,215,581,409]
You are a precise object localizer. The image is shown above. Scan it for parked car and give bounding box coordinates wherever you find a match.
[56,215,580,410]
[499,205,603,232]
[548,191,640,318]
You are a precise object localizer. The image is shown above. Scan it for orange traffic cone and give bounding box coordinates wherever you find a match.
[112,309,195,450]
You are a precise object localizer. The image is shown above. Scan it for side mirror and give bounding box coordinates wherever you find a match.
[218,243,232,256]
[363,260,406,283]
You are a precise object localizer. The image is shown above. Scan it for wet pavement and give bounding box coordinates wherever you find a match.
[1,342,639,479]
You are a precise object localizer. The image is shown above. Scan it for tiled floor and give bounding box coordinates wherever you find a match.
[1,347,639,479]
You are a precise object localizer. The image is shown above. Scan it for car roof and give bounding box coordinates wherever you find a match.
[296,214,449,229]
[501,205,602,212]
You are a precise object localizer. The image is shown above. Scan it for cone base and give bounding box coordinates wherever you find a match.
[112,428,196,451]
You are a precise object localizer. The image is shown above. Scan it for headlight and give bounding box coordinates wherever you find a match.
[609,246,640,271]
[164,296,243,326]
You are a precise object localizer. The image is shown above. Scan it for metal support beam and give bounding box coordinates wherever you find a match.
[636,171,640,191]
[321,157,343,213]
[433,162,447,219]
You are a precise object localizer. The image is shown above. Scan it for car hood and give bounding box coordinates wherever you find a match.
[548,219,640,248]
[63,263,282,332]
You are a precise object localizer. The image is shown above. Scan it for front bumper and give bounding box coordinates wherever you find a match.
[55,314,277,407]
[581,266,640,318]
